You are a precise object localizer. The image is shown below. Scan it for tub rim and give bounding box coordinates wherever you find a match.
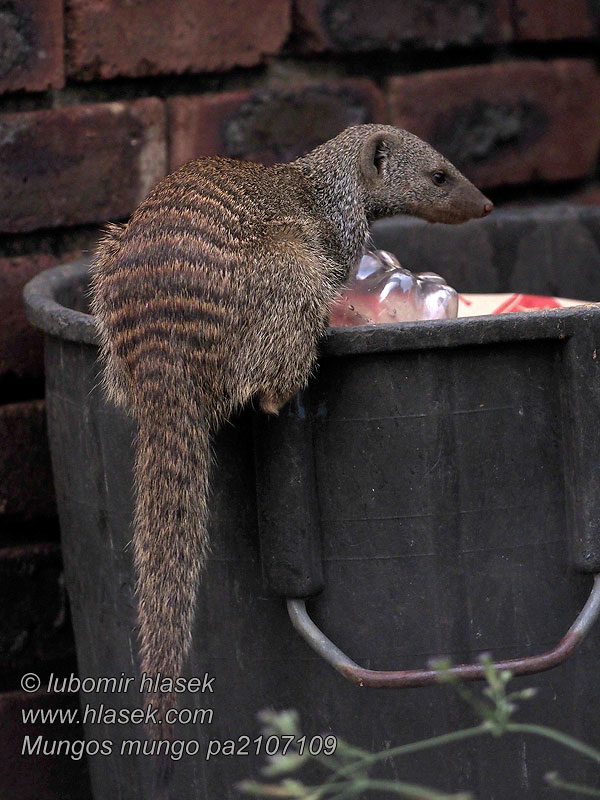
[23,258,600,356]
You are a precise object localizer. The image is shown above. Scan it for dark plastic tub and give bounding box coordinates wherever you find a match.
[24,207,600,799]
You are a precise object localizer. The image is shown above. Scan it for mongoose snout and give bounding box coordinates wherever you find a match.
[439,180,494,223]
[90,124,492,753]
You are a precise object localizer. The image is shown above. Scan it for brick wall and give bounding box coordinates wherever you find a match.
[1,2,600,797]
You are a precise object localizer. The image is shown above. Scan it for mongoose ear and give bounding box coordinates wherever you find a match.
[360,133,389,183]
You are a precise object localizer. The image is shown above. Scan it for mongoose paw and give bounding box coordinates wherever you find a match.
[259,393,281,415]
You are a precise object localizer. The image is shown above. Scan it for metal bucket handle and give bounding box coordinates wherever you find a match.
[287,575,600,687]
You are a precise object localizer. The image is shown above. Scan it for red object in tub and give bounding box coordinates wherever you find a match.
[457,293,588,317]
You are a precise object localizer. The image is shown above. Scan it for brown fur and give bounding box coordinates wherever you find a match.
[89,124,491,741]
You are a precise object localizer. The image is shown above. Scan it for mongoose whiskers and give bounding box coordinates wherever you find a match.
[90,123,493,739]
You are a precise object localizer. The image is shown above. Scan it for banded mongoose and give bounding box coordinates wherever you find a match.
[90,124,493,736]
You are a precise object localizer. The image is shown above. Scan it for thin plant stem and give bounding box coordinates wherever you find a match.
[506,724,600,765]
[325,725,486,785]
[546,774,600,797]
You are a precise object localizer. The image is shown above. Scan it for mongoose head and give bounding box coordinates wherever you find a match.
[357,125,493,224]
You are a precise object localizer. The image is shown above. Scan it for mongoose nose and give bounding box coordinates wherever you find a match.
[482,201,494,216]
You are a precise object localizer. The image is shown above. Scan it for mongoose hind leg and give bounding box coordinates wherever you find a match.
[259,387,302,416]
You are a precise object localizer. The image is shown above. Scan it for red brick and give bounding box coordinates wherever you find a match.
[0,99,166,233]
[0,252,81,384]
[294,0,513,52]
[513,0,599,40]
[66,0,291,80]
[0,690,91,799]
[388,60,600,189]
[0,544,74,673]
[0,400,56,521]
[0,0,64,94]
[168,79,387,169]
[0,254,52,385]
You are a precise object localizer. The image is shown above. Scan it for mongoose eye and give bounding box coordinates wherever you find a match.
[432,171,446,186]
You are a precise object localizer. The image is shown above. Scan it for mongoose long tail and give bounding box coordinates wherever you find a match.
[133,398,213,739]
